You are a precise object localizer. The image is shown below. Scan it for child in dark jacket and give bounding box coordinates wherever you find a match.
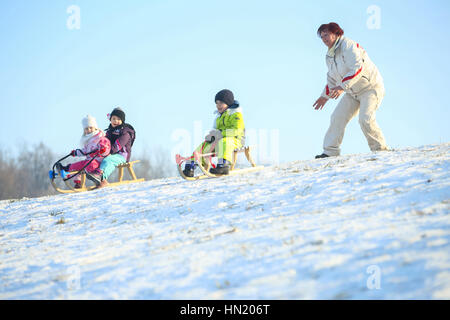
[98,107,136,188]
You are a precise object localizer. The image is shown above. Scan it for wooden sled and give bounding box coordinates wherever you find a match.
[50,160,145,194]
[176,146,264,181]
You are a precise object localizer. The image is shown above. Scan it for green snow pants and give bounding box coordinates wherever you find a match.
[193,137,243,166]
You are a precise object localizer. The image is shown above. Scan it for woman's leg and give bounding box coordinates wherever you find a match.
[100,154,126,181]
[323,93,360,156]
[358,88,388,152]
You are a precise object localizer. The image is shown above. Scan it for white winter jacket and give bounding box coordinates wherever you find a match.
[321,36,384,99]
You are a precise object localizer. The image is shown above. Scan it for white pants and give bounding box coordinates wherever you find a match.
[323,87,387,156]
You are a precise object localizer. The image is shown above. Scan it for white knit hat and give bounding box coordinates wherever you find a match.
[82,115,98,129]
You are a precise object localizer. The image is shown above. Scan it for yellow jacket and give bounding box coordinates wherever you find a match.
[213,101,245,139]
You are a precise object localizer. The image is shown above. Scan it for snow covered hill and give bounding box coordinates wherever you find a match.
[1,143,449,299]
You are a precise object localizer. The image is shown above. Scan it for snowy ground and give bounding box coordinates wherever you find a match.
[0,143,449,299]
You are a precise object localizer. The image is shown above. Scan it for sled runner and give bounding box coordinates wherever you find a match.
[176,145,264,181]
[49,152,144,193]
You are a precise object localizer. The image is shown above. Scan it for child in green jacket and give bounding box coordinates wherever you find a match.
[184,89,245,176]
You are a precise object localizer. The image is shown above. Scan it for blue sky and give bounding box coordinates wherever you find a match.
[1,0,449,164]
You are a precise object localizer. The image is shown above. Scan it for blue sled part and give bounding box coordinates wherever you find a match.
[60,169,68,179]
[49,169,68,179]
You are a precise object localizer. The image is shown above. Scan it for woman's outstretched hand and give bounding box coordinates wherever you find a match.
[329,86,343,99]
[313,96,328,110]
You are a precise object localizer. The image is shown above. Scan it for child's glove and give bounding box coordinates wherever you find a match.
[205,129,222,143]
[70,149,79,157]
[98,146,108,156]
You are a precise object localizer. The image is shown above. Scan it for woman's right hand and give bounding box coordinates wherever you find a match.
[313,97,328,110]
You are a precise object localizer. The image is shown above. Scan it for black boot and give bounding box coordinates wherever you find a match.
[210,159,231,175]
[86,171,102,187]
[315,153,330,159]
[56,163,69,174]
[183,162,197,177]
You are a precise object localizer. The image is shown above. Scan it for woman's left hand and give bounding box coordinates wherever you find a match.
[329,86,344,99]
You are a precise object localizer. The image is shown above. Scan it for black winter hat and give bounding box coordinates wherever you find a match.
[215,89,235,107]
[110,107,126,123]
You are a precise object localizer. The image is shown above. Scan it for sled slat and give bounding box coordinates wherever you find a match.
[117,160,140,182]
[231,146,256,170]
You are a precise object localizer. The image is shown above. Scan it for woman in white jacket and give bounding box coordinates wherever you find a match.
[313,22,388,158]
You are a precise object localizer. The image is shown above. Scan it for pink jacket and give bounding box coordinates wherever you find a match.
[74,130,111,161]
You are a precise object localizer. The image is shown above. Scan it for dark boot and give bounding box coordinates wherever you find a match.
[315,153,330,159]
[56,163,69,174]
[55,163,70,178]
[210,159,231,175]
[183,162,197,177]
[86,171,102,187]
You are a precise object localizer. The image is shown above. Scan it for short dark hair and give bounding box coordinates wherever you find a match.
[317,22,344,37]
